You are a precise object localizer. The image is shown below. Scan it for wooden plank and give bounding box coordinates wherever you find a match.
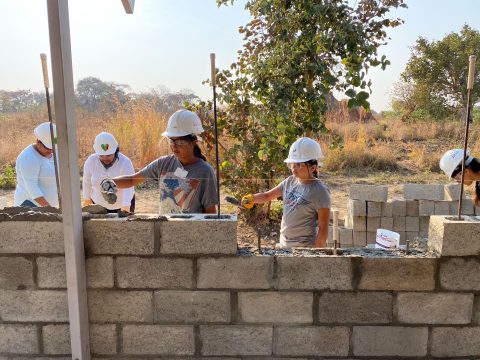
[46,0,91,359]
[121,0,135,14]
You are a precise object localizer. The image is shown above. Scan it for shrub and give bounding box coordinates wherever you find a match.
[0,164,16,189]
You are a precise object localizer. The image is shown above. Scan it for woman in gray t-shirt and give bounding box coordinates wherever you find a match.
[109,109,218,214]
[242,137,331,248]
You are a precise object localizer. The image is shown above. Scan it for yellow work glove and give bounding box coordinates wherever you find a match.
[241,194,255,209]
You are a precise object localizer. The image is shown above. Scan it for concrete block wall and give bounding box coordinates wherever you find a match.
[343,183,480,246]
[1,215,480,358]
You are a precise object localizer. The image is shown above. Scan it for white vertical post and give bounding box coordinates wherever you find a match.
[46,1,91,359]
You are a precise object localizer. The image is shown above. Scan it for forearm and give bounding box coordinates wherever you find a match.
[112,174,144,188]
[315,227,328,248]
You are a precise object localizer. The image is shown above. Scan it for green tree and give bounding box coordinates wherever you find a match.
[76,77,130,113]
[195,0,406,200]
[402,25,480,119]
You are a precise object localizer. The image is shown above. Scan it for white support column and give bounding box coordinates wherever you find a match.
[46,1,91,359]
[121,0,135,14]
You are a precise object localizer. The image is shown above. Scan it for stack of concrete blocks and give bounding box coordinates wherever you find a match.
[1,214,480,358]
[343,183,479,247]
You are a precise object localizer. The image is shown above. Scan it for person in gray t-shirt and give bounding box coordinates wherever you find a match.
[241,137,331,248]
[108,109,218,214]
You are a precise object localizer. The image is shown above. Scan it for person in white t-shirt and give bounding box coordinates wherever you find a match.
[14,122,59,208]
[82,132,135,212]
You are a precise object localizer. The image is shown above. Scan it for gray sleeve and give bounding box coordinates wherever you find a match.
[139,159,160,181]
[201,166,218,208]
[315,184,331,209]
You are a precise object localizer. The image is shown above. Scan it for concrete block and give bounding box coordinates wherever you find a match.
[88,290,153,322]
[0,324,38,354]
[200,325,272,356]
[353,326,427,356]
[449,200,459,214]
[0,257,34,289]
[339,227,353,245]
[366,201,382,217]
[154,291,230,323]
[429,215,480,256]
[404,183,444,200]
[397,292,473,324]
[160,215,237,255]
[398,231,406,245]
[419,216,430,232]
[406,200,419,216]
[366,231,376,244]
[274,326,349,356]
[198,257,273,289]
[462,198,475,215]
[347,199,366,216]
[353,231,367,247]
[0,221,63,254]
[43,324,69,354]
[84,218,154,255]
[117,257,193,289]
[123,325,194,355]
[382,201,393,217]
[474,296,480,324]
[445,183,463,201]
[276,257,352,290]
[405,216,419,231]
[405,231,419,241]
[352,216,366,231]
[238,292,312,323]
[393,216,406,231]
[431,327,480,357]
[418,200,435,216]
[366,217,381,232]
[318,292,392,323]
[380,217,393,230]
[327,225,333,243]
[37,256,66,288]
[435,201,450,215]
[392,200,407,217]
[359,258,436,291]
[439,258,480,290]
[0,290,68,322]
[349,184,388,202]
[90,324,117,355]
[87,256,114,288]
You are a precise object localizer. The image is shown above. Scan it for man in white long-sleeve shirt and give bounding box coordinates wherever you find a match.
[82,132,135,212]
[14,122,59,207]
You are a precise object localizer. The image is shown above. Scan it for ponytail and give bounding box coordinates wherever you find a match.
[474,182,480,206]
[305,160,318,178]
[193,144,207,161]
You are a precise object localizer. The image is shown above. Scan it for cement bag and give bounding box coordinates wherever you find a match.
[375,229,400,249]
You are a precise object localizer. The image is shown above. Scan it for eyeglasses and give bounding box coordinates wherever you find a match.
[168,138,190,146]
[287,163,306,170]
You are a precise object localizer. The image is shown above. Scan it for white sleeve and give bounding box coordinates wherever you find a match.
[120,157,135,207]
[17,155,44,200]
[82,157,93,201]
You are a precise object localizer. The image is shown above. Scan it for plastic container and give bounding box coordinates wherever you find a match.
[375,228,400,249]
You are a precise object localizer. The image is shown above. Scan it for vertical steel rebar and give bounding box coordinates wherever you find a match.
[210,53,221,218]
[458,55,477,220]
[41,53,61,209]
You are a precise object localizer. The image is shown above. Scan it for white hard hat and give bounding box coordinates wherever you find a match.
[34,122,57,149]
[93,132,118,155]
[162,109,204,137]
[284,137,324,163]
[439,148,471,179]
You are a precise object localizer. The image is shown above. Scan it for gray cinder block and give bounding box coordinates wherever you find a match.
[461,198,475,215]
[434,201,450,215]
[404,184,444,200]
[0,257,34,290]
[349,185,388,202]
[439,258,480,291]
[0,324,38,354]
[353,326,428,357]
[90,324,117,355]
[200,325,272,356]
[366,217,381,232]
[405,217,420,232]
[353,231,367,247]
[367,202,382,217]
[366,231,377,244]
[406,200,419,216]
[382,202,393,217]
[431,327,480,357]
[0,221,64,254]
[123,325,195,355]
[88,290,153,322]
[353,216,367,231]
[380,217,394,230]
[444,183,463,201]
[43,324,70,355]
[37,257,66,288]
[392,200,407,217]
[339,227,353,245]
[393,217,406,232]
[428,215,480,256]
[348,199,367,216]
[418,200,435,216]
[397,292,474,324]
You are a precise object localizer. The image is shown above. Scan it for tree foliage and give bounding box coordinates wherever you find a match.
[401,25,480,120]
[196,0,406,196]
[76,77,130,113]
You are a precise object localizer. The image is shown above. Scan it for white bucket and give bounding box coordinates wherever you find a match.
[375,228,400,249]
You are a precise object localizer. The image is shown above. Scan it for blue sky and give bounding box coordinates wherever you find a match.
[1,0,479,111]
